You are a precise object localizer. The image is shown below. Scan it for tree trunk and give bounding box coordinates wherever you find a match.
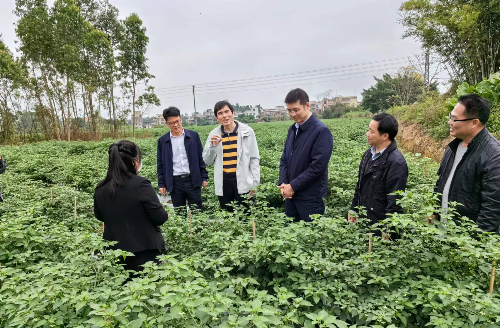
[40,64,61,141]
[111,83,117,136]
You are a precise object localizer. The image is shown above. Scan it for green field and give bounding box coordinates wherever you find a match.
[1,119,499,328]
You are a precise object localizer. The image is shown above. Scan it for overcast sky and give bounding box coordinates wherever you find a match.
[0,0,428,117]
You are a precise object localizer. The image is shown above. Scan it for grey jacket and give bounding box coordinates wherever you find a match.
[203,121,260,196]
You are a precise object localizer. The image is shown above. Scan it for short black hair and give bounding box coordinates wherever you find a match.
[214,100,234,117]
[458,94,490,126]
[284,88,309,105]
[372,113,398,141]
[163,106,181,121]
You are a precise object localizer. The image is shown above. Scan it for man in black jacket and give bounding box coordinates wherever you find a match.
[0,154,5,202]
[349,113,408,232]
[157,107,208,211]
[434,94,500,233]
[278,88,334,222]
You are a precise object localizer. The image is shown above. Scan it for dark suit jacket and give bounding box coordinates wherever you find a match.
[157,129,209,193]
[94,174,168,253]
[278,115,334,200]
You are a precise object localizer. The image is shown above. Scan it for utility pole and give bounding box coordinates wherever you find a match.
[192,85,197,126]
[424,50,430,91]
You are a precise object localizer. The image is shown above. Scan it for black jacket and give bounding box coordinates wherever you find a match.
[278,115,334,200]
[94,174,168,253]
[157,129,209,193]
[350,141,408,224]
[434,128,500,233]
[0,158,5,202]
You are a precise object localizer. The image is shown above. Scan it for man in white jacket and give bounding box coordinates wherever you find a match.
[203,100,260,211]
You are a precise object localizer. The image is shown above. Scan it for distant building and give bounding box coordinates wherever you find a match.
[133,111,143,129]
[155,114,165,127]
[322,96,359,110]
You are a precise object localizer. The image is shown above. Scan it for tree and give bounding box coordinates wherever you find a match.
[361,74,396,113]
[118,13,155,137]
[400,0,500,85]
[323,103,351,119]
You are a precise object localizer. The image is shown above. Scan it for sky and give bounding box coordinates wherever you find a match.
[0,0,433,117]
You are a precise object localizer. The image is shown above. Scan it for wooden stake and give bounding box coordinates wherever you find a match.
[102,222,105,231]
[368,233,373,254]
[189,209,192,234]
[490,261,496,294]
[28,186,31,193]
[50,189,53,201]
[252,219,256,240]
[424,163,428,179]
[74,196,77,220]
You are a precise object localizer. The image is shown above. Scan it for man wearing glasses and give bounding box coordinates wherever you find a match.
[434,94,500,233]
[157,107,208,211]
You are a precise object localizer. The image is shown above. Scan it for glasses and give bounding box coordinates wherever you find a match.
[447,113,479,123]
[167,119,181,126]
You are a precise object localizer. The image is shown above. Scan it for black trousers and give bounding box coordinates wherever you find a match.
[171,175,203,211]
[285,198,325,222]
[218,173,248,212]
[123,249,162,272]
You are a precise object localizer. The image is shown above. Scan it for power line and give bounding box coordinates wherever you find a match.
[145,56,411,93]
[156,67,401,100]
[152,61,408,96]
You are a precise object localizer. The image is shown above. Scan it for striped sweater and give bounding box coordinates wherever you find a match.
[221,123,239,173]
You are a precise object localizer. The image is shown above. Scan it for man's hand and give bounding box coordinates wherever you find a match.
[426,214,437,225]
[202,181,208,189]
[210,134,222,146]
[249,189,255,196]
[278,183,294,199]
[348,212,357,223]
[159,187,166,196]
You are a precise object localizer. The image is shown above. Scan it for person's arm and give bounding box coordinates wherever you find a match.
[202,132,218,166]
[0,156,6,174]
[278,129,290,186]
[197,133,209,183]
[289,127,333,193]
[476,154,500,233]
[385,159,409,214]
[157,139,165,189]
[350,154,365,212]
[94,193,104,222]
[248,130,260,188]
[139,179,168,227]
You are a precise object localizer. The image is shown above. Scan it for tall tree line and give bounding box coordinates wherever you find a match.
[0,0,159,143]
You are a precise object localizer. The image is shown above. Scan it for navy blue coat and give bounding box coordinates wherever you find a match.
[157,129,209,193]
[278,115,334,200]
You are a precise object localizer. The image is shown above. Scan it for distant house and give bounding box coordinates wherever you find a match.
[156,114,165,127]
[322,96,359,110]
[133,111,143,129]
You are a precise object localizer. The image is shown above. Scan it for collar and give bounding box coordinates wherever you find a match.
[370,146,387,159]
[447,127,488,153]
[170,129,185,139]
[294,114,315,132]
[222,121,239,134]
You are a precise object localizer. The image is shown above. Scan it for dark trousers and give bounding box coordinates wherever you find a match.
[218,173,248,212]
[285,198,325,222]
[171,175,203,211]
[123,249,162,272]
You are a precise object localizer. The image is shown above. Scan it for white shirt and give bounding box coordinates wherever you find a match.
[295,114,312,136]
[442,143,467,209]
[170,129,190,176]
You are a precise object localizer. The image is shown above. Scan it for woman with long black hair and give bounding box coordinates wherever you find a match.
[94,140,168,272]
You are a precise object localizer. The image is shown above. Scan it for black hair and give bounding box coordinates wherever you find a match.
[96,140,142,195]
[458,94,491,126]
[284,88,309,105]
[214,100,234,117]
[372,113,398,141]
[163,106,181,121]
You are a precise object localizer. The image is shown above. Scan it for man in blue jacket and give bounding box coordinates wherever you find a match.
[157,107,208,210]
[278,88,334,221]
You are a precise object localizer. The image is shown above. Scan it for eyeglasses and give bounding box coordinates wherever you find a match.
[167,119,181,126]
[447,113,479,123]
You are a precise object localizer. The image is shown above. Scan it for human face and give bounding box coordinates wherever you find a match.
[166,116,183,135]
[366,120,388,147]
[286,100,310,124]
[216,106,235,128]
[448,102,480,139]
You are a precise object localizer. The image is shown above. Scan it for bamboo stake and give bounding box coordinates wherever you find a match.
[424,163,428,179]
[74,196,77,220]
[50,189,53,201]
[490,261,496,294]
[189,209,192,234]
[102,222,105,231]
[252,219,256,240]
[368,233,374,254]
